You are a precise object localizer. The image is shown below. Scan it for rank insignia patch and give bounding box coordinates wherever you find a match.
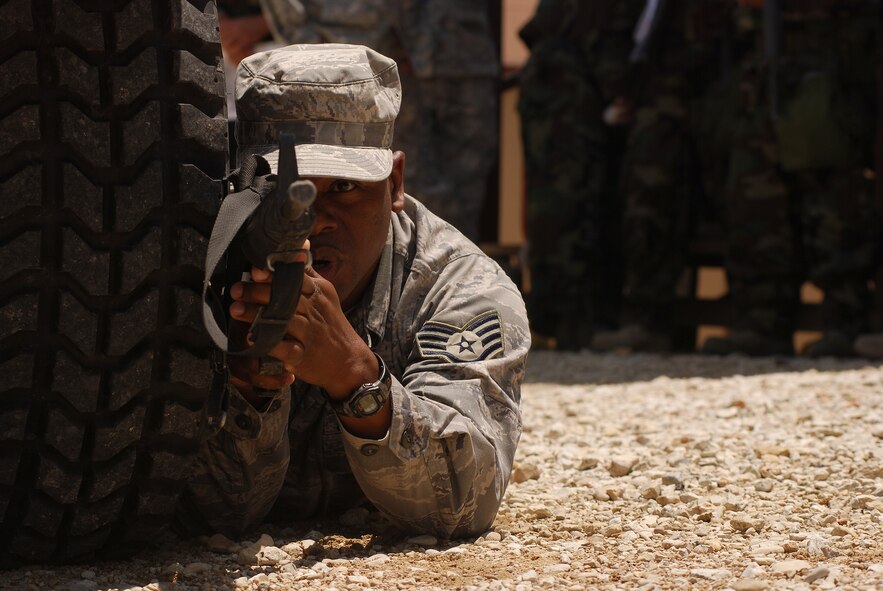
[416,311,504,363]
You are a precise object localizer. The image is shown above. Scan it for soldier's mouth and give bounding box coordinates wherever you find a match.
[309,246,337,280]
[311,258,336,281]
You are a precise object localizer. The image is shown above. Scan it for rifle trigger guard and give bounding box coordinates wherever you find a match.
[266,249,312,272]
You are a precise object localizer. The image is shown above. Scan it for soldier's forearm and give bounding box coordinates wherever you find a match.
[341,383,519,538]
[180,386,291,538]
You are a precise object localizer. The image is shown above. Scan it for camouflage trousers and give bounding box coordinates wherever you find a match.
[619,75,694,327]
[722,8,881,339]
[518,38,624,347]
[725,110,878,338]
[393,73,498,243]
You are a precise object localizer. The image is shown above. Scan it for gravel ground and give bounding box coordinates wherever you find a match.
[4,352,883,591]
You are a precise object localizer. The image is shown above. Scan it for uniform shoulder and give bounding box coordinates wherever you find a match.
[401,195,488,270]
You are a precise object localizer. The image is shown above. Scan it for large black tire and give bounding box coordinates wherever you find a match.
[0,0,227,564]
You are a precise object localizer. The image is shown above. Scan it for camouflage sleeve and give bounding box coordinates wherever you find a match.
[258,0,392,45]
[178,385,291,538]
[257,0,319,43]
[340,254,530,538]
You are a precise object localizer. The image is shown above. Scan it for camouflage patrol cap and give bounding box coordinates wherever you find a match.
[235,43,401,181]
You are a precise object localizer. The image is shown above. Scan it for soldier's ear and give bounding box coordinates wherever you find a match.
[390,150,405,212]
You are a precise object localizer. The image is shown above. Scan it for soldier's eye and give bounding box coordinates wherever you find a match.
[329,179,357,193]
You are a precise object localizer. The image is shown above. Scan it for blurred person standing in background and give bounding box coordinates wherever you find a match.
[702,0,880,357]
[591,0,733,353]
[218,0,273,66]
[518,0,644,350]
[853,21,883,359]
[218,0,278,122]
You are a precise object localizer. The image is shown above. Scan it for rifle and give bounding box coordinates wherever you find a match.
[202,132,317,425]
[238,133,317,360]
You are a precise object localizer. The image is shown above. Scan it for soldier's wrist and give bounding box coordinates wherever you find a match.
[324,348,381,400]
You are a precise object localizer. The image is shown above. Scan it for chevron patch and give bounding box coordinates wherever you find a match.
[416,311,504,363]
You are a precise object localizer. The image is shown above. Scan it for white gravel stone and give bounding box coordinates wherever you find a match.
[365,553,390,565]
[771,559,811,576]
[661,472,686,487]
[754,479,775,492]
[182,562,211,576]
[733,579,768,591]
[805,565,830,583]
[205,533,237,553]
[742,563,766,578]
[608,455,639,477]
[690,568,731,581]
[731,515,766,533]
[300,539,318,552]
[237,534,276,565]
[511,462,541,483]
[752,543,785,555]
[577,457,599,470]
[256,545,291,566]
[406,534,437,547]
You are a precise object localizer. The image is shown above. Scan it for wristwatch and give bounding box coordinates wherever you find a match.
[330,353,392,418]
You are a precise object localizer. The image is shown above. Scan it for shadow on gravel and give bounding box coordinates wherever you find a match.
[6,515,461,591]
[524,350,882,386]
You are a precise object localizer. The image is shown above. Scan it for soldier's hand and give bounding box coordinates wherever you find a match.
[229,265,377,399]
[226,266,296,398]
[603,97,634,127]
[226,238,312,400]
[218,13,270,66]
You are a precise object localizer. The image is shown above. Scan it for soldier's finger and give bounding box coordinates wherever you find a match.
[231,281,271,305]
[251,267,273,283]
[268,335,306,368]
[299,272,318,298]
[230,301,259,324]
[285,314,310,340]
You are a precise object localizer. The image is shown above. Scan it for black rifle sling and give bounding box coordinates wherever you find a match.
[247,260,305,357]
[202,154,304,357]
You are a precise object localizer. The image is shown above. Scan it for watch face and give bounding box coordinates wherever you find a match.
[353,390,381,415]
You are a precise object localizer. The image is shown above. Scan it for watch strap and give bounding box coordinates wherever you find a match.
[330,353,391,418]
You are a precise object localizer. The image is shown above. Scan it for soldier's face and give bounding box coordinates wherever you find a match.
[306,151,406,310]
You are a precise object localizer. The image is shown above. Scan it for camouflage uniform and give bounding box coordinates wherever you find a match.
[707,1,879,355]
[613,1,729,339]
[517,0,644,349]
[182,44,529,538]
[258,0,499,241]
[852,23,883,358]
[182,195,529,538]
